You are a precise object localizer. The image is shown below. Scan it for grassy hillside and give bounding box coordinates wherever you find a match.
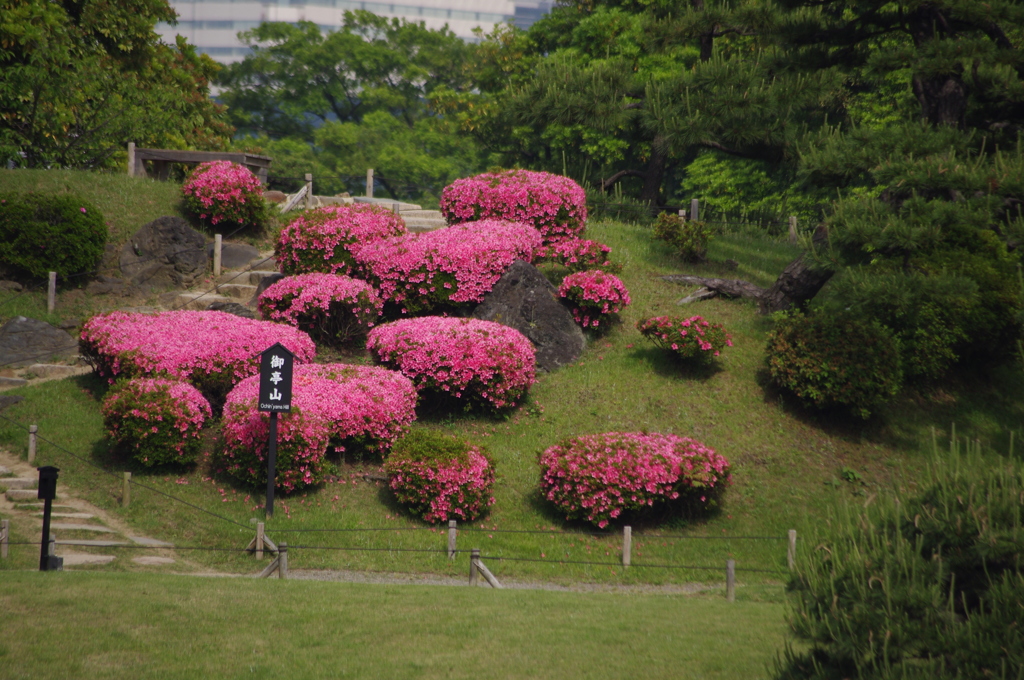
[2,169,1023,587]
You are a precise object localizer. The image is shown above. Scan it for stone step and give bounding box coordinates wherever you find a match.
[50,523,116,533]
[133,556,176,565]
[0,377,28,388]
[401,209,443,218]
[0,477,37,490]
[128,536,173,547]
[35,512,94,520]
[61,554,117,566]
[55,539,128,547]
[26,363,83,379]
[249,254,277,270]
[6,489,41,501]
[353,196,422,211]
[174,292,236,310]
[15,503,77,511]
[216,283,259,299]
[406,220,448,233]
[247,270,281,286]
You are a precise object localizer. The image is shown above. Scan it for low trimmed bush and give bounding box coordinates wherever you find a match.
[385,430,496,523]
[354,220,542,315]
[0,192,106,280]
[652,212,711,262]
[558,269,631,328]
[80,310,317,407]
[275,204,406,276]
[101,378,211,467]
[367,316,536,412]
[257,273,383,347]
[538,238,619,273]
[181,161,268,228]
[440,170,587,245]
[539,432,731,529]
[637,315,732,362]
[220,363,417,492]
[765,311,903,419]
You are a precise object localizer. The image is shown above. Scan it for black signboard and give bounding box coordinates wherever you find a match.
[258,343,294,413]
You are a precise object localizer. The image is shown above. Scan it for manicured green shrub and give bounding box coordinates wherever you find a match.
[385,430,495,523]
[775,442,1024,679]
[765,311,903,419]
[652,212,711,262]
[0,192,106,280]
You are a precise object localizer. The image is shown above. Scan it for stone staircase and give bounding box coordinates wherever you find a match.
[0,460,177,569]
[170,252,278,311]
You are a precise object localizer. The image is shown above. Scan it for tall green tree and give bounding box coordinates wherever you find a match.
[0,0,232,168]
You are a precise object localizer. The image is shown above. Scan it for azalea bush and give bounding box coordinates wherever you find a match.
[275,204,406,276]
[219,363,417,492]
[558,269,631,328]
[537,238,619,273]
[637,316,733,362]
[80,310,316,407]
[653,213,711,262]
[355,220,542,315]
[440,170,587,245]
[539,432,731,529]
[181,161,268,228]
[385,430,495,523]
[257,273,383,347]
[101,377,212,467]
[366,316,536,412]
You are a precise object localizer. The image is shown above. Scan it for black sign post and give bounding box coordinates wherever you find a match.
[37,465,59,571]
[258,343,293,518]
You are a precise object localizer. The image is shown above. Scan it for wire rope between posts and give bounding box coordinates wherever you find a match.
[0,412,252,532]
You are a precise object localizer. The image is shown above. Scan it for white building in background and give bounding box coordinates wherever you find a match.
[158,0,551,63]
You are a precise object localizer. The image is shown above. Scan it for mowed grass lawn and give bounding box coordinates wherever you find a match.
[0,572,788,680]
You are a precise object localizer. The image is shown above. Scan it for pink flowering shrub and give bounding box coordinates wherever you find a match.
[366,316,536,412]
[219,363,417,492]
[637,316,733,362]
[80,310,316,407]
[538,238,619,273]
[102,378,212,467]
[355,220,542,315]
[275,204,407,276]
[539,432,731,529]
[440,170,587,245]
[181,161,268,228]
[257,273,383,347]
[385,430,495,523]
[558,269,631,328]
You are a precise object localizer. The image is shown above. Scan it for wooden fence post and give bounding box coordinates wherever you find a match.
[789,216,798,244]
[677,209,686,222]
[47,272,56,313]
[622,526,632,568]
[122,472,131,508]
[787,529,797,571]
[1,519,9,559]
[726,559,736,602]
[256,522,265,559]
[127,142,135,177]
[690,198,700,222]
[366,168,374,198]
[447,520,457,560]
[278,542,288,579]
[304,174,313,210]
[469,548,480,586]
[213,234,222,277]
[392,202,399,214]
[27,424,37,464]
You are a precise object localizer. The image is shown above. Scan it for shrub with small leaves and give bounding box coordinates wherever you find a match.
[0,192,106,280]
[275,204,407,276]
[385,430,495,523]
[765,311,903,419]
[539,432,731,529]
[558,269,631,328]
[181,161,269,228]
[102,378,211,467]
[257,273,383,347]
[637,315,732,362]
[653,213,711,262]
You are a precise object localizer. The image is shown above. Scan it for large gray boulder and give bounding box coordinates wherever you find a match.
[472,260,585,372]
[0,317,78,368]
[120,216,207,289]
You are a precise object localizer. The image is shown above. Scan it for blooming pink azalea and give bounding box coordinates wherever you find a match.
[637,315,732,362]
[275,204,406,276]
[558,270,631,328]
[386,442,495,523]
[257,273,383,347]
[181,161,265,226]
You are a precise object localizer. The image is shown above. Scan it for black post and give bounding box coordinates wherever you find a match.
[266,412,277,519]
[36,466,59,572]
